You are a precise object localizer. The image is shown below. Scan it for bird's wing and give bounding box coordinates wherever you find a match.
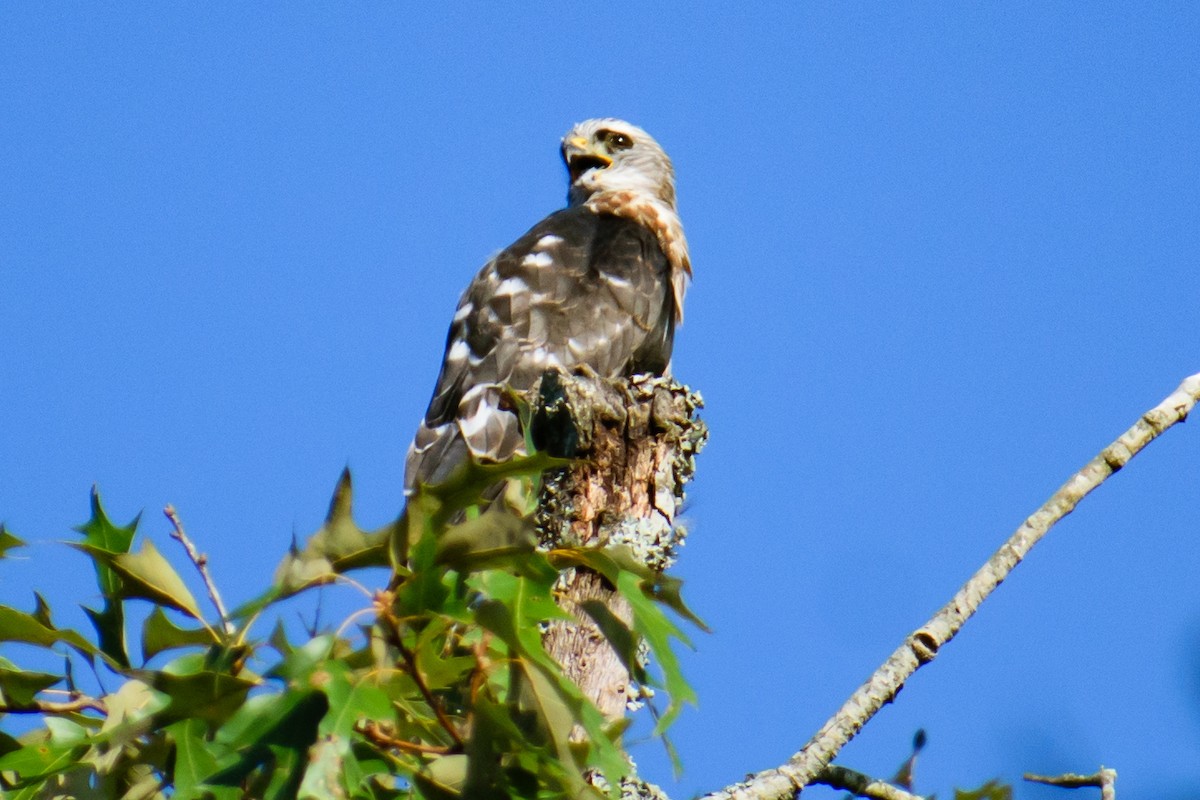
[404,206,674,493]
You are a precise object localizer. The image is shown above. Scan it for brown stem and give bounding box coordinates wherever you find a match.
[375,597,465,749]
[357,720,453,756]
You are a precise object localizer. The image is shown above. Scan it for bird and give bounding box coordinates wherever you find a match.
[404,118,691,496]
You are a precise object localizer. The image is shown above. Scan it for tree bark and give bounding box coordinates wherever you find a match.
[532,372,706,725]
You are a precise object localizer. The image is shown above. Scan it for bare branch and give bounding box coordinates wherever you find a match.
[706,373,1200,799]
[1026,769,1117,800]
[815,765,926,800]
[163,504,231,634]
[0,695,107,716]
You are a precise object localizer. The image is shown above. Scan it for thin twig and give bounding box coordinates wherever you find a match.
[356,720,453,755]
[375,593,465,749]
[815,765,926,800]
[1026,769,1117,800]
[706,373,1200,800]
[393,634,465,749]
[0,695,107,715]
[164,504,231,634]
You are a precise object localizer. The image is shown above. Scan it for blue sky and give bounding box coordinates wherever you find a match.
[2,4,1199,798]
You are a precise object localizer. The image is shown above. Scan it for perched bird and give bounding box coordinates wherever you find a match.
[404,119,691,495]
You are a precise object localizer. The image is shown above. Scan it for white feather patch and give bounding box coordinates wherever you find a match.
[458,405,496,440]
[494,277,526,296]
[522,251,554,268]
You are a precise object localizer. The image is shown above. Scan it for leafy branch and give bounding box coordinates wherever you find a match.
[0,425,703,799]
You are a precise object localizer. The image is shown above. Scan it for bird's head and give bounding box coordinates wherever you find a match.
[561,119,677,209]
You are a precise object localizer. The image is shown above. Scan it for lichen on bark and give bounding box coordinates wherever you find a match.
[529,371,706,725]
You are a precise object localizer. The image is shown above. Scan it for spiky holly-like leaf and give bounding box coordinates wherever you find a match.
[132,668,257,726]
[73,539,205,622]
[615,570,696,734]
[168,719,238,800]
[74,487,138,668]
[141,607,219,663]
[0,657,60,706]
[271,469,395,598]
[0,605,99,659]
[205,690,329,791]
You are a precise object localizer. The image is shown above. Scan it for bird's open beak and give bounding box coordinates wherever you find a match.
[562,136,612,182]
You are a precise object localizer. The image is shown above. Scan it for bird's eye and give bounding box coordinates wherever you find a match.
[598,130,634,151]
[609,132,633,150]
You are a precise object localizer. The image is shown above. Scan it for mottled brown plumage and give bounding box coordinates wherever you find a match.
[405,119,690,493]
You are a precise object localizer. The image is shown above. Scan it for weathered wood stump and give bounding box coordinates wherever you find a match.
[531,372,706,725]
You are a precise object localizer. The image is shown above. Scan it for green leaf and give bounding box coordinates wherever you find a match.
[474,598,559,680]
[74,487,138,668]
[413,754,468,799]
[74,540,204,621]
[226,585,284,625]
[517,660,580,769]
[434,506,537,571]
[0,524,25,558]
[474,586,626,791]
[546,544,706,732]
[395,531,451,617]
[101,678,164,730]
[83,604,129,669]
[115,765,164,800]
[414,451,567,527]
[0,605,99,658]
[207,690,329,792]
[267,619,294,657]
[549,545,708,632]
[168,718,238,800]
[417,652,476,695]
[297,735,347,800]
[0,664,60,706]
[462,696,519,796]
[6,767,96,800]
[216,690,329,752]
[267,634,335,684]
[616,571,696,733]
[85,679,167,778]
[318,662,394,739]
[141,607,219,663]
[642,572,709,634]
[271,469,395,597]
[75,485,138,588]
[133,668,257,726]
[517,660,615,799]
[577,600,642,683]
[31,592,53,628]
[0,720,88,782]
[476,570,568,627]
